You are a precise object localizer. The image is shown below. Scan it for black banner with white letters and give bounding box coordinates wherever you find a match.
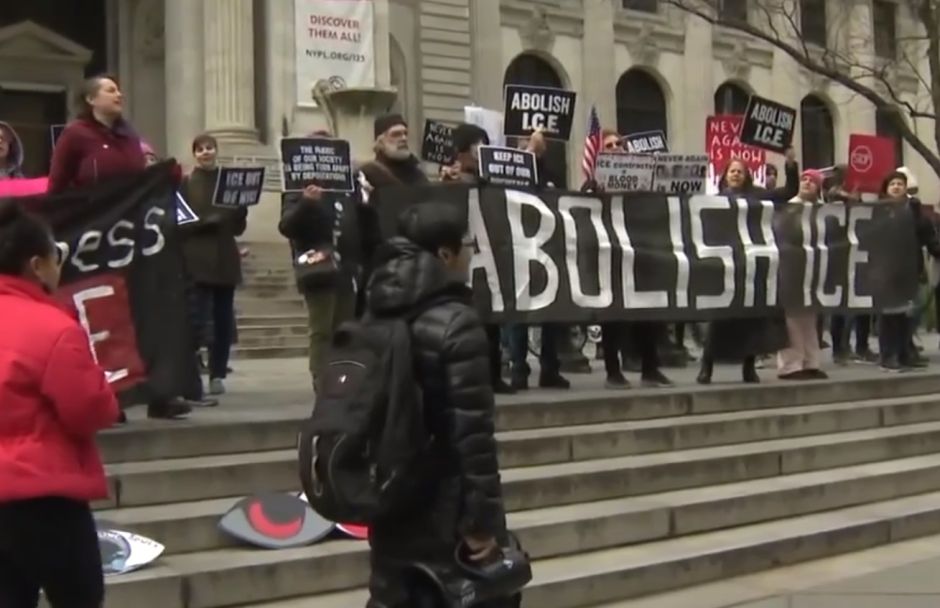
[374,185,918,323]
[503,84,577,141]
[740,95,797,153]
[20,163,192,403]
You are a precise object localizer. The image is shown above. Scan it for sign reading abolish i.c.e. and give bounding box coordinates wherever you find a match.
[739,94,797,154]
[503,84,577,141]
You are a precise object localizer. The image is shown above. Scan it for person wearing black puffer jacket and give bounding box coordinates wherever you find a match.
[365,202,515,608]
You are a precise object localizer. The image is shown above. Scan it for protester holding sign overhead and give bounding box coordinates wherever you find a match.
[47,75,147,194]
[697,151,798,385]
[179,133,248,397]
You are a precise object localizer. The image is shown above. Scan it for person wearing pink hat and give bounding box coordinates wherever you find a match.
[777,169,828,380]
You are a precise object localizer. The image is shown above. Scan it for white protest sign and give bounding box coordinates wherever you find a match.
[594,153,655,192]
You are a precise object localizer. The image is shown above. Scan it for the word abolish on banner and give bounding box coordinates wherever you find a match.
[478,145,538,188]
[19,163,193,402]
[421,120,455,165]
[740,95,797,154]
[374,185,918,323]
[503,84,576,141]
[213,167,266,207]
[280,137,353,192]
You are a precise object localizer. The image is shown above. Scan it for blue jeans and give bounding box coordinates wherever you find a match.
[508,324,560,378]
[197,284,236,380]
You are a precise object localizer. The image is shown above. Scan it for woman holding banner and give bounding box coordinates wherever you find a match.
[697,152,798,384]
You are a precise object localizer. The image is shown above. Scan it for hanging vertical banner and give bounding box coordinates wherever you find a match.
[294,0,375,106]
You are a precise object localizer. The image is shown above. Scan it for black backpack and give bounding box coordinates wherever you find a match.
[297,304,441,525]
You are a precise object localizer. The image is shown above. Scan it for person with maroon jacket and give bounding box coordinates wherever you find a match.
[47,74,145,194]
[0,200,119,607]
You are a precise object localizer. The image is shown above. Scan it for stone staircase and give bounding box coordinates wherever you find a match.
[94,373,940,607]
[234,243,309,360]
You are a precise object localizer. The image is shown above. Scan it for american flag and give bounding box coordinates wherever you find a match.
[581,104,602,183]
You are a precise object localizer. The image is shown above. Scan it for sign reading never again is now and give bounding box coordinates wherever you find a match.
[706,115,766,188]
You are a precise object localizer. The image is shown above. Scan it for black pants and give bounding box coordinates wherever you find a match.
[367,568,519,608]
[196,284,236,379]
[879,313,912,364]
[0,497,103,608]
[830,314,872,355]
[602,322,659,377]
[485,324,503,384]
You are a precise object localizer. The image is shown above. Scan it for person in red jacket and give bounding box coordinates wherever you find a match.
[0,199,119,607]
[47,73,145,194]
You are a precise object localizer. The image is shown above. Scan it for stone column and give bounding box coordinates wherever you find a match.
[470,0,504,109]
[203,0,258,143]
[581,0,617,128]
[164,0,205,163]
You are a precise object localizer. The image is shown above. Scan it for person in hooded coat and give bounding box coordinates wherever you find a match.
[697,150,799,384]
[0,121,25,179]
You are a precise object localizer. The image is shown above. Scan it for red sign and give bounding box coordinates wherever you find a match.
[0,177,49,198]
[55,273,146,392]
[706,115,766,183]
[845,134,895,194]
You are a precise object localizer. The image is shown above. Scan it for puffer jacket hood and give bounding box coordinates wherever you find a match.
[0,121,24,178]
[367,237,468,316]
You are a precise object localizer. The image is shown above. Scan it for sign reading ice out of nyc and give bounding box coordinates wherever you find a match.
[503,84,577,141]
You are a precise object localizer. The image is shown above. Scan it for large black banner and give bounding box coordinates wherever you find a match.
[375,185,919,323]
[21,163,192,403]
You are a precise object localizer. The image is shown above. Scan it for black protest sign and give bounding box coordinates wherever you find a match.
[421,120,455,164]
[503,85,577,141]
[478,145,538,188]
[212,167,266,207]
[740,95,797,153]
[280,137,353,192]
[19,163,194,403]
[373,185,918,323]
[623,130,669,154]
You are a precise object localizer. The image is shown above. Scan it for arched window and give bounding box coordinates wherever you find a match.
[800,95,834,169]
[615,69,667,138]
[504,53,568,188]
[714,81,750,115]
[875,107,904,167]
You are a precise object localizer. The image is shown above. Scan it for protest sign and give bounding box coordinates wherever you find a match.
[594,153,655,192]
[279,137,353,192]
[503,84,577,141]
[652,154,709,194]
[845,134,896,194]
[740,95,797,153]
[706,115,767,191]
[421,120,454,165]
[623,130,669,154]
[478,145,538,188]
[464,106,505,147]
[212,167,266,208]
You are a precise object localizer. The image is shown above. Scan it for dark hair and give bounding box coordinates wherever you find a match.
[0,200,55,275]
[718,159,754,192]
[75,73,120,119]
[453,123,489,154]
[765,163,778,177]
[191,133,219,153]
[879,170,908,197]
[397,203,467,254]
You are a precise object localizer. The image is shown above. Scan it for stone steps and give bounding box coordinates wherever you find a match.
[235,314,307,328]
[93,373,940,607]
[230,345,308,359]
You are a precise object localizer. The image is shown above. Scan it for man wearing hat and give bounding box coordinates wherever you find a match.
[359,113,428,191]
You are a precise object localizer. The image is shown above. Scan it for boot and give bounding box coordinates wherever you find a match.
[696,355,714,385]
[147,398,192,420]
[742,356,760,383]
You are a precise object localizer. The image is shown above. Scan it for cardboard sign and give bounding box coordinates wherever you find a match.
[594,153,655,192]
[623,130,669,154]
[175,191,199,225]
[212,167,266,207]
[421,120,454,165]
[478,145,538,188]
[464,106,505,147]
[503,84,577,141]
[740,95,797,153]
[218,494,335,549]
[706,115,766,191]
[845,134,896,194]
[279,137,353,192]
[653,154,709,194]
[97,529,164,576]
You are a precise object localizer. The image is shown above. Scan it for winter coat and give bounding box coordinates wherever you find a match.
[366,237,507,563]
[0,275,119,502]
[0,121,25,179]
[907,196,940,283]
[178,167,248,287]
[47,116,145,193]
[703,164,798,361]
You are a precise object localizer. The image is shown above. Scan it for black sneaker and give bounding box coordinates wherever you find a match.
[641,370,673,388]
[853,350,879,364]
[538,373,571,389]
[510,374,529,391]
[880,357,904,373]
[605,374,630,390]
[805,369,829,380]
[147,399,192,420]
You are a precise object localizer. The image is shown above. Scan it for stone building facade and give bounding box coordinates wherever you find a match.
[0,0,934,242]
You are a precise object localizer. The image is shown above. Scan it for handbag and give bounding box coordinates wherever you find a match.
[294,250,338,291]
